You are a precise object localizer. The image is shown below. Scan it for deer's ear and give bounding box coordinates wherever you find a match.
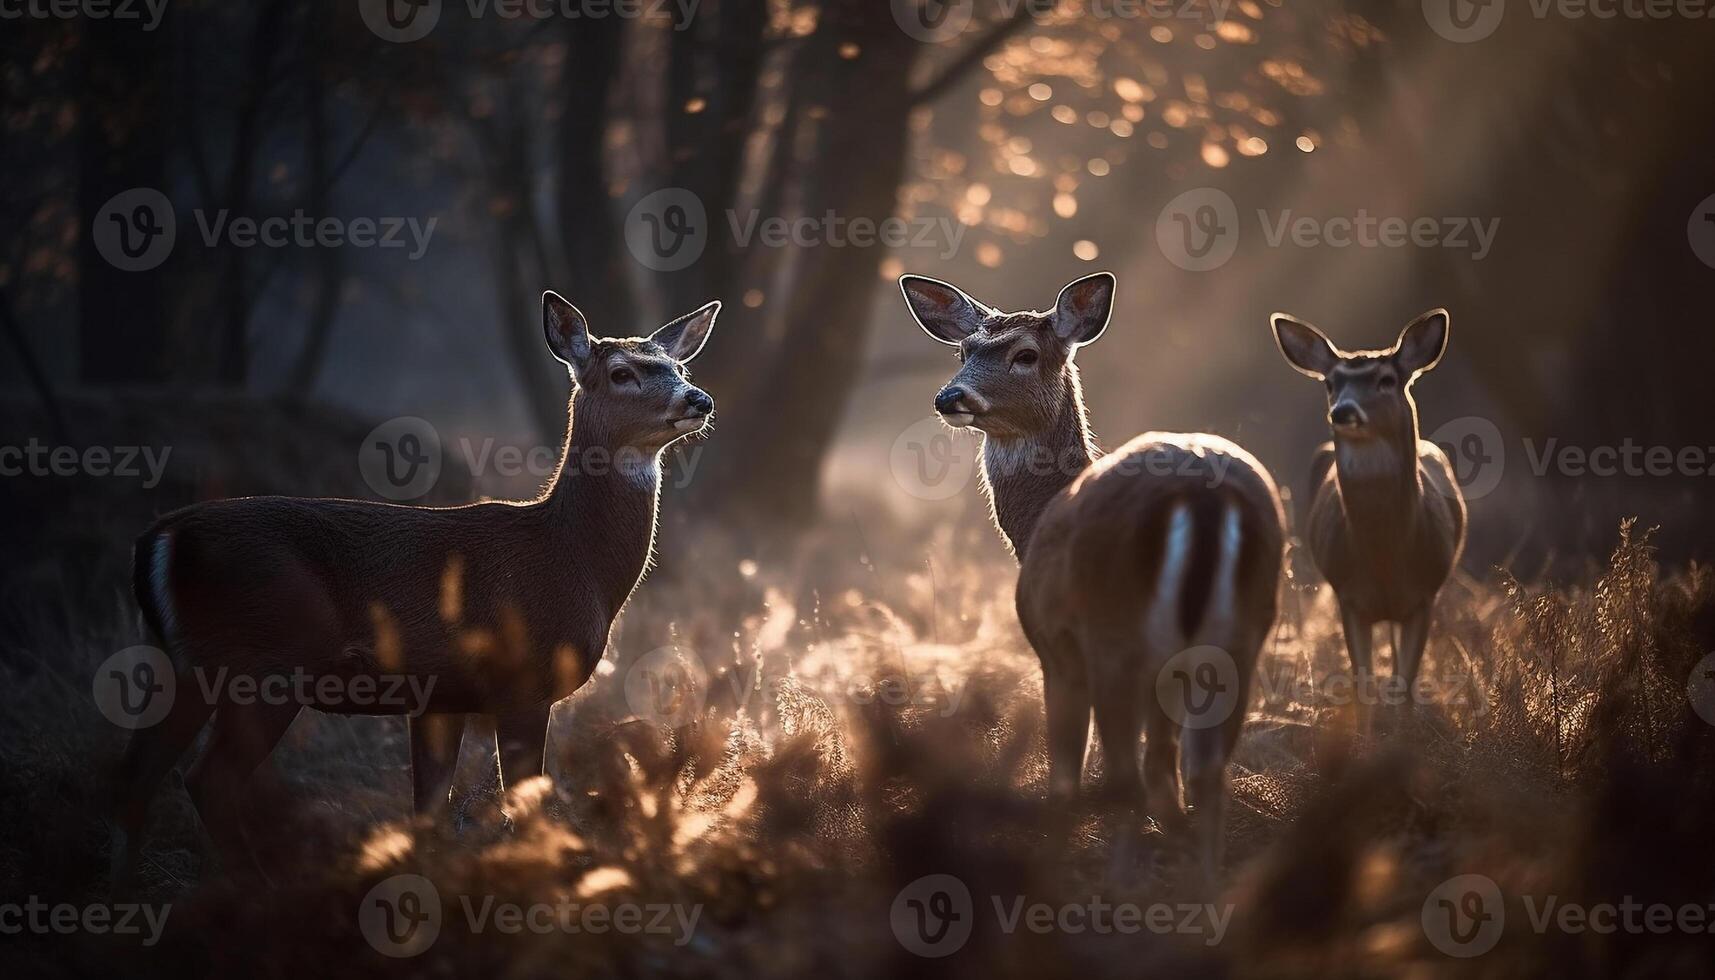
[1395,308,1450,377]
[1270,313,1340,380]
[544,291,592,369]
[900,275,985,345]
[1053,271,1115,345]
[652,300,720,363]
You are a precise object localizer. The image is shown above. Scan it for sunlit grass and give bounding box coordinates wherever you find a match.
[1,518,1711,976]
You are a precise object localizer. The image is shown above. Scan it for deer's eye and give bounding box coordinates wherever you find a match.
[1377,374,1397,391]
[1012,349,1039,368]
[610,367,636,386]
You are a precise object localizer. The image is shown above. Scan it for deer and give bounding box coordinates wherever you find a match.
[1269,309,1466,733]
[109,291,720,881]
[900,272,1284,877]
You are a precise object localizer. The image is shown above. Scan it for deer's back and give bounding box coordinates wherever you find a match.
[1017,433,1284,648]
[136,495,604,710]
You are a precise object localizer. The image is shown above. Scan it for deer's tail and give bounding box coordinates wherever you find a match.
[132,526,178,653]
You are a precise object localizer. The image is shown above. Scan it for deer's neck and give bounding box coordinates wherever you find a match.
[1332,417,1422,543]
[539,397,663,617]
[980,375,1099,560]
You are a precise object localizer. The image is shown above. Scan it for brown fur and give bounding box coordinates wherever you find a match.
[110,292,720,880]
[1272,309,1467,722]
[902,272,1285,876]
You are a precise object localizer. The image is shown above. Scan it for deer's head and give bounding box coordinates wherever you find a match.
[900,272,1114,440]
[543,291,718,452]
[1271,308,1449,445]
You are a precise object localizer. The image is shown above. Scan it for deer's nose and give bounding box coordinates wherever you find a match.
[935,386,969,415]
[1329,402,1364,428]
[685,389,714,416]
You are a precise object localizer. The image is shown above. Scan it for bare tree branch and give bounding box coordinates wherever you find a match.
[909,6,1037,107]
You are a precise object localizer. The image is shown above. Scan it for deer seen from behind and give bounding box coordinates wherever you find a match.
[901,272,1285,878]
[110,292,721,883]
[1270,309,1466,732]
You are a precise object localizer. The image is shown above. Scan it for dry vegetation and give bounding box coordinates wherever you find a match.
[3,517,1713,978]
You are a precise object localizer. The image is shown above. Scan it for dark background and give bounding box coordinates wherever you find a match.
[3,0,1713,588]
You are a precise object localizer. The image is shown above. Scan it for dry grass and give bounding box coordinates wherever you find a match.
[2,517,1713,978]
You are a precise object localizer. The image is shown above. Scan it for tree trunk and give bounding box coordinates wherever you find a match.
[556,14,636,335]
[77,12,172,385]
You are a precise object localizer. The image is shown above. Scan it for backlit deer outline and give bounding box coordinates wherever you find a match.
[1270,309,1467,729]
[111,292,721,880]
[901,271,1285,876]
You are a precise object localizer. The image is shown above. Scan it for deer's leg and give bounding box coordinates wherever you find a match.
[1142,711,1186,835]
[1181,719,1235,884]
[1337,600,1375,738]
[1042,653,1090,803]
[1394,603,1433,711]
[409,713,465,818]
[1180,634,1255,884]
[495,702,551,794]
[1089,642,1147,878]
[1090,666,1144,806]
[109,666,217,888]
[184,700,301,872]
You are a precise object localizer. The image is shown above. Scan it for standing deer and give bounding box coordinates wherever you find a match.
[900,272,1284,876]
[1269,309,1466,729]
[110,291,720,879]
